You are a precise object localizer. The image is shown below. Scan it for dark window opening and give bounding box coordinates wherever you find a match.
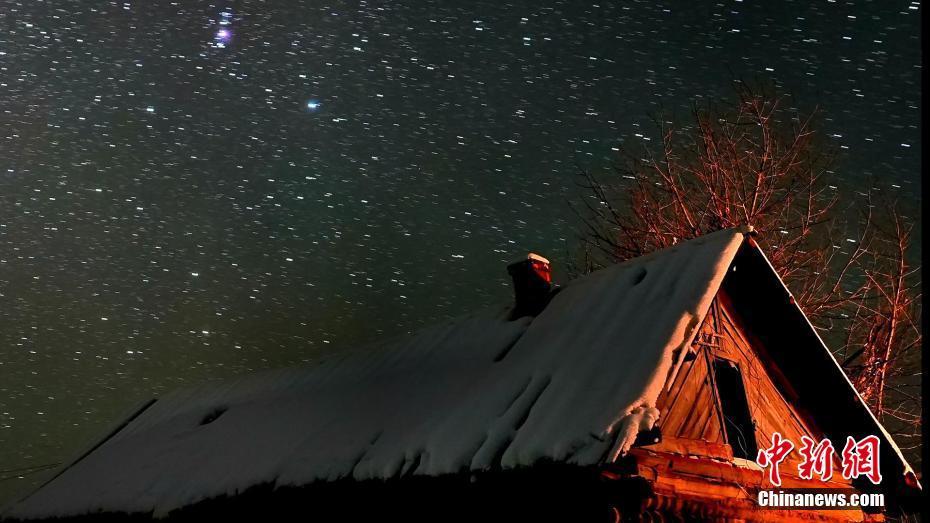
[713,358,758,460]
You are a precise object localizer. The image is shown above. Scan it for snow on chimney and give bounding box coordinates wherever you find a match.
[507,252,553,319]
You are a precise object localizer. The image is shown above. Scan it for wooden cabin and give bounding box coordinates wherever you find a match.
[1,227,920,522]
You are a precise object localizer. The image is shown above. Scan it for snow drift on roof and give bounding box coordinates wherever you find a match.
[6,229,745,519]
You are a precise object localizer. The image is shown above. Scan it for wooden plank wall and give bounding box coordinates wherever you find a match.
[655,329,725,449]
[652,289,853,487]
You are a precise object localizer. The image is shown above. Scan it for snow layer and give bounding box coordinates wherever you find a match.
[606,406,662,463]
[6,229,745,519]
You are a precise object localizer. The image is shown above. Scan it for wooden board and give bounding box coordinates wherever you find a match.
[651,290,854,488]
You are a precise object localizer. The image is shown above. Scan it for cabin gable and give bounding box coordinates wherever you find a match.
[651,289,853,489]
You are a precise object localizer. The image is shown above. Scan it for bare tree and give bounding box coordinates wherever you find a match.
[840,208,922,453]
[572,81,921,466]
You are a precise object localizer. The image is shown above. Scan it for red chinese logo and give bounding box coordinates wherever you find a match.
[756,432,795,486]
[756,433,882,486]
[841,435,882,485]
[797,436,835,481]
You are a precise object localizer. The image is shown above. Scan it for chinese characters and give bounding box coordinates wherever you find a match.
[756,433,881,486]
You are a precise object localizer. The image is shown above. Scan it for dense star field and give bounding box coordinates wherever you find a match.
[0,0,920,505]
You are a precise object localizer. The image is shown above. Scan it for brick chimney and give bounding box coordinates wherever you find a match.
[507,253,553,319]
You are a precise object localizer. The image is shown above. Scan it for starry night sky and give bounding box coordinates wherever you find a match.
[0,0,921,503]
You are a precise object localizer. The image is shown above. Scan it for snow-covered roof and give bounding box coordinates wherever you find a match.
[6,229,743,518]
[4,227,915,518]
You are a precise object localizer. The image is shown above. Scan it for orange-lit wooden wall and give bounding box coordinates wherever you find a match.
[652,288,853,488]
